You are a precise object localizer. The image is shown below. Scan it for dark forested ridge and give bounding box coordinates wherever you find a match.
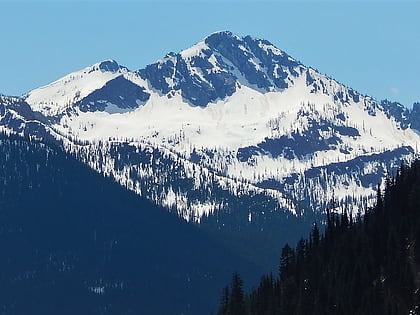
[0,133,260,315]
[218,160,420,315]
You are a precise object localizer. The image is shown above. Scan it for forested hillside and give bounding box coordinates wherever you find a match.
[0,133,259,315]
[218,160,420,315]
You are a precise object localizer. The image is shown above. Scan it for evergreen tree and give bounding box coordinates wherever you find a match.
[229,273,246,315]
[279,244,294,282]
[218,286,230,315]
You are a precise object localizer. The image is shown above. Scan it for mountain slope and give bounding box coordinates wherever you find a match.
[0,133,260,315]
[24,60,130,115]
[1,31,420,272]
[218,160,420,314]
[19,31,420,220]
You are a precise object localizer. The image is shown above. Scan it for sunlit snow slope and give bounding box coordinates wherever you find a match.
[12,31,420,221]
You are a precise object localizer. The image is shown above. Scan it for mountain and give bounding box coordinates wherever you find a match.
[1,30,420,268]
[24,60,149,116]
[0,133,260,315]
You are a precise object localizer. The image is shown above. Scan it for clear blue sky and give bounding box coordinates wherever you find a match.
[1,1,419,107]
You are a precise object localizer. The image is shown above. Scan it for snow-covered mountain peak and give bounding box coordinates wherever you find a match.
[137,31,306,107]
[24,61,128,116]
[203,30,279,57]
[10,31,420,222]
[24,59,152,116]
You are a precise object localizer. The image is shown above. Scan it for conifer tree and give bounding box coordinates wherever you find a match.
[229,273,246,315]
[217,286,230,315]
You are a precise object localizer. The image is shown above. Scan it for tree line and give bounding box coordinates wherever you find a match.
[218,160,420,314]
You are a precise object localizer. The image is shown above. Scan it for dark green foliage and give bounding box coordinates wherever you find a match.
[217,286,230,315]
[229,273,246,315]
[217,273,246,315]
[218,160,420,314]
[0,132,260,315]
